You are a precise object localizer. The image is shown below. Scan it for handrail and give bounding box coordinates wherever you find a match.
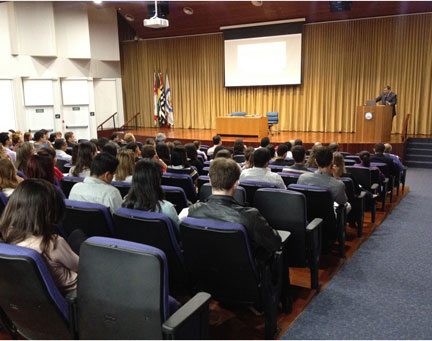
[97,112,117,131]
[120,112,140,130]
[401,113,411,142]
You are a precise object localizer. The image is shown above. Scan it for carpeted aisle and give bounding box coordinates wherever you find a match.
[282,168,432,339]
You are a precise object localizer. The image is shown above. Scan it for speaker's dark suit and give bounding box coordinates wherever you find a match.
[375,91,397,116]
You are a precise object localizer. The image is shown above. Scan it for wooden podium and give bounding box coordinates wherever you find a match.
[356,105,393,142]
[216,116,268,140]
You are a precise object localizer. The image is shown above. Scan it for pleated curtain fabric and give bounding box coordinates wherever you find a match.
[120,13,432,135]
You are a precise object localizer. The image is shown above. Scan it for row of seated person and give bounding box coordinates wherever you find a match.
[0,144,406,338]
[0,237,211,339]
[0,176,290,339]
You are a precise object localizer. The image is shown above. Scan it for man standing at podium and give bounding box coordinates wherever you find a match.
[375,85,397,117]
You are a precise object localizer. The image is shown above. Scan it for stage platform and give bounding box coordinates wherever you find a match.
[98,127,409,159]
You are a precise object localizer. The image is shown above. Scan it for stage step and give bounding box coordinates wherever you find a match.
[405,138,432,168]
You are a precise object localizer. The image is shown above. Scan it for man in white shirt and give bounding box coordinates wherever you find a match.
[207,135,222,156]
[54,138,72,162]
[69,152,122,214]
[0,132,16,162]
[240,147,286,189]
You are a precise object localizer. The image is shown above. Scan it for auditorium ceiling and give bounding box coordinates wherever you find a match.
[97,1,432,40]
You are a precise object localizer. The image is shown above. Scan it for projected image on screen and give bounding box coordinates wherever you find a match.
[238,41,286,75]
[224,34,302,87]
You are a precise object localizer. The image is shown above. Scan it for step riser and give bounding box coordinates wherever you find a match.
[406,161,432,168]
[406,149,432,155]
[405,155,432,162]
[405,162,432,169]
[406,144,432,150]
[407,138,432,143]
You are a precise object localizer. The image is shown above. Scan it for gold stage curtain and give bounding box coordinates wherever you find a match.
[121,13,432,135]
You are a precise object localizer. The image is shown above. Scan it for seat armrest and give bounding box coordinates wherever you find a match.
[357,191,366,199]
[65,290,78,338]
[65,289,77,303]
[162,292,211,339]
[371,183,379,192]
[306,218,323,232]
[276,230,291,243]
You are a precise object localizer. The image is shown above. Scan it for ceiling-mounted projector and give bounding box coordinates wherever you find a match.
[144,17,169,28]
[144,0,169,28]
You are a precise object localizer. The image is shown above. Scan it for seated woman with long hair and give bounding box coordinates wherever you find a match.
[305,145,320,169]
[155,142,171,166]
[0,159,23,197]
[167,145,198,183]
[233,139,246,155]
[185,143,204,175]
[123,159,180,236]
[15,142,34,172]
[39,147,64,182]
[0,179,78,294]
[114,149,135,182]
[69,142,97,178]
[242,147,255,170]
[26,153,56,185]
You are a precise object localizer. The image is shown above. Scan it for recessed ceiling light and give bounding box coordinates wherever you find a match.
[93,0,102,4]
[125,14,135,22]
[183,7,193,15]
[251,1,263,7]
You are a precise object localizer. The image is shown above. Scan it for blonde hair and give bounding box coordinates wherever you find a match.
[0,159,18,190]
[115,149,135,181]
[15,142,35,172]
[124,133,135,144]
[306,145,320,168]
[332,152,346,177]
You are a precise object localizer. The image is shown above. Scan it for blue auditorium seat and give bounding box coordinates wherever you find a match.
[74,237,211,339]
[0,243,75,339]
[180,217,288,339]
[113,208,187,290]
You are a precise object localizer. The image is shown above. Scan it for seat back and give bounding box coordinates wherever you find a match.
[63,199,114,238]
[77,237,171,339]
[340,177,356,202]
[254,189,309,267]
[61,176,84,198]
[113,208,186,289]
[56,159,70,173]
[278,172,300,186]
[111,181,131,198]
[238,180,278,205]
[199,183,247,206]
[268,164,285,173]
[197,175,210,192]
[345,166,373,190]
[0,192,8,217]
[231,112,246,116]
[233,154,246,163]
[16,170,26,179]
[345,155,360,163]
[0,244,71,339]
[344,159,356,166]
[162,185,188,214]
[180,218,260,303]
[266,112,279,124]
[288,184,338,243]
[162,173,197,203]
[371,162,389,178]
